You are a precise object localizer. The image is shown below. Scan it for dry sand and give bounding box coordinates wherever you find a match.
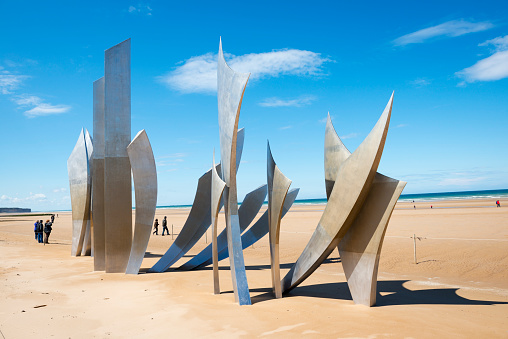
[1,199,507,338]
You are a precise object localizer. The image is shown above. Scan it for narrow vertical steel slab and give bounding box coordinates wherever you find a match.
[81,129,94,256]
[125,130,158,274]
[218,38,251,305]
[211,152,226,294]
[282,93,394,293]
[149,129,244,273]
[178,184,267,270]
[92,76,106,270]
[325,110,406,306]
[104,39,132,273]
[267,142,292,298]
[68,129,92,257]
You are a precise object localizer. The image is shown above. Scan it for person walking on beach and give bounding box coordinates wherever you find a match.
[153,219,159,235]
[44,220,52,244]
[162,216,169,236]
[51,214,55,223]
[37,220,44,243]
[496,200,501,207]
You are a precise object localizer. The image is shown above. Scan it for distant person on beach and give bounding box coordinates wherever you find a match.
[44,220,52,244]
[414,205,416,209]
[162,216,169,236]
[37,220,44,243]
[431,205,433,209]
[496,200,501,207]
[34,220,39,240]
[51,214,55,223]
[153,219,159,235]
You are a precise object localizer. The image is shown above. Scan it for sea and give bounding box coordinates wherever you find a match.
[156,188,508,209]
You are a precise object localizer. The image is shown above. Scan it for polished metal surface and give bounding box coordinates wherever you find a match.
[282,93,394,293]
[210,152,226,294]
[324,110,406,306]
[125,130,158,275]
[68,129,92,257]
[217,38,251,305]
[338,173,405,306]
[178,184,267,270]
[104,39,132,273]
[92,76,106,270]
[81,129,94,256]
[149,129,244,273]
[267,142,292,298]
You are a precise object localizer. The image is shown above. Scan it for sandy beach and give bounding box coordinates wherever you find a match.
[1,198,507,338]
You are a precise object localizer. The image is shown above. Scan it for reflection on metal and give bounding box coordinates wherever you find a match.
[267,142,291,298]
[149,129,244,273]
[210,151,226,294]
[68,129,92,257]
[217,38,251,305]
[81,129,94,256]
[178,184,267,271]
[104,39,132,273]
[92,76,106,270]
[125,130,157,275]
[282,93,394,294]
[325,113,406,306]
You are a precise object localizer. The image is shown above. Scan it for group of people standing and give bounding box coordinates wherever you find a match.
[34,214,55,244]
[153,216,170,236]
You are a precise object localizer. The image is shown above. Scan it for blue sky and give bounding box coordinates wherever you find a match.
[1,1,507,211]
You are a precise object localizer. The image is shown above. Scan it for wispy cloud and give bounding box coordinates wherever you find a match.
[14,94,70,118]
[52,188,66,193]
[339,132,358,140]
[393,20,493,46]
[259,95,316,107]
[128,3,152,15]
[159,49,330,94]
[0,64,71,117]
[395,123,408,128]
[456,35,508,83]
[410,78,431,87]
[1,192,47,203]
[279,125,292,130]
[0,71,28,94]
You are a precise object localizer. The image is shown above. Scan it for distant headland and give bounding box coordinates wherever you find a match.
[0,207,31,213]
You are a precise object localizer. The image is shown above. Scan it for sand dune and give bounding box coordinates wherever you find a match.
[1,198,507,338]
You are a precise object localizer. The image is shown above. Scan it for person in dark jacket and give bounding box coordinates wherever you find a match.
[162,216,169,236]
[51,214,55,223]
[44,220,53,244]
[153,219,159,235]
[37,220,44,243]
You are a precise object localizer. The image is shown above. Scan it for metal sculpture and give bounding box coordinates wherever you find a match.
[81,129,94,256]
[267,142,292,298]
[125,130,158,275]
[68,128,92,257]
[92,76,106,270]
[325,113,406,306]
[217,38,251,305]
[149,129,244,273]
[282,93,395,295]
[104,39,132,273]
[178,184,267,271]
[210,152,226,294]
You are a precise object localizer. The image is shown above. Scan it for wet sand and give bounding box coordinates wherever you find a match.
[1,198,507,338]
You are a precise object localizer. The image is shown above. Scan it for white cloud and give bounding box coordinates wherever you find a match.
[410,78,431,87]
[24,103,71,118]
[393,20,493,46]
[340,132,358,140]
[479,35,508,52]
[279,125,292,130]
[395,124,408,128]
[1,193,46,203]
[456,50,508,83]
[128,3,152,15]
[52,188,66,193]
[259,95,316,107]
[438,177,486,186]
[159,49,330,94]
[0,73,28,94]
